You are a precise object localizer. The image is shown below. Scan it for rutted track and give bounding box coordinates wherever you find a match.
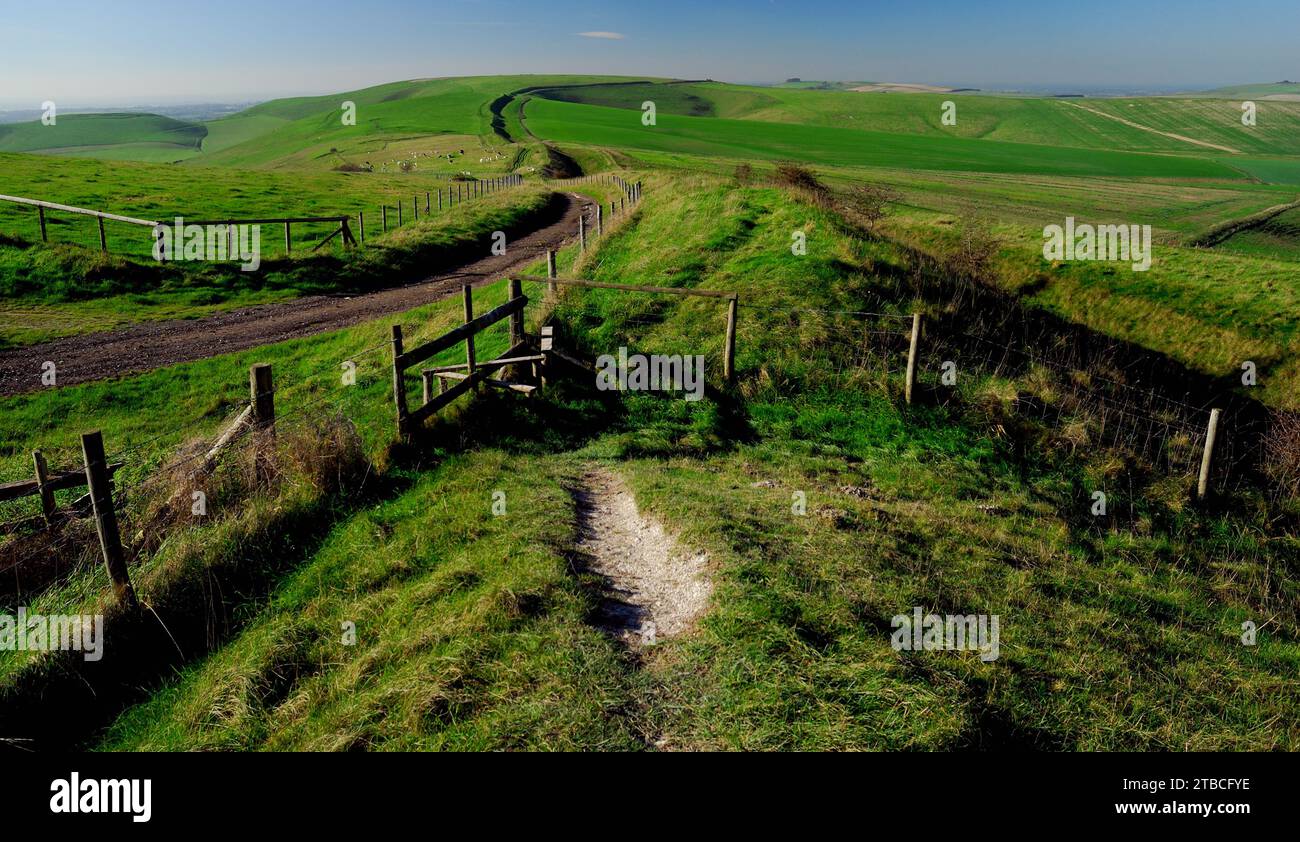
[0,193,590,396]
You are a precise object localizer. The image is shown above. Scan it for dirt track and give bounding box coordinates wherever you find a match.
[0,193,590,396]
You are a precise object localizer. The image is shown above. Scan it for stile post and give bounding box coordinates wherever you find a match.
[249,364,276,484]
[905,313,922,405]
[81,430,137,611]
[462,285,477,375]
[422,370,434,405]
[391,325,409,438]
[724,296,738,384]
[509,277,524,348]
[32,449,56,525]
[1197,408,1222,501]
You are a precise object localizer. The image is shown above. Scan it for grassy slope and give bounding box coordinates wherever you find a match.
[563,136,1300,406]
[1215,205,1300,259]
[94,175,1299,751]
[0,113,206,155]
[523,98,1247,181]
[534,81,1300,158]
[189,75,649,171]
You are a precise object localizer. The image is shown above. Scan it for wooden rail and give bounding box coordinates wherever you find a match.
[0,460,123,503]
[511,275,737,300]
[0,193,159,227]
[0,193,359,254]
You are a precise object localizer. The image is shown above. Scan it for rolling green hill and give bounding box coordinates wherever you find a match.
[531,81,1300,159]
[1192,81,1300,99]
[190,75,654,170]
[523,98,1248,180]
[0,113,206,159]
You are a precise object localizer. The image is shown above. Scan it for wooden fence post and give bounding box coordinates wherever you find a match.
[81,430,137,611]
[32,449,56,525]
[37,205,47,242]
[724,296,738,384]
[547,249,557,295]
[1197,408,1222,501]
[579,214,586,252]
[905,313,922,405]
[398,202,403,227]
[249,364,276,484]
[422,370,434,405]
[462,286,477,375]
[97,216,107,252]
[426,192,431,214]
[596,203,603,237]
[382,206,388,232]
[391,325,409,439]
[358,211,365,244]
[509,278,524,347]
[284,222,291,256]
[413,196,418,221]
[438,190,443,211]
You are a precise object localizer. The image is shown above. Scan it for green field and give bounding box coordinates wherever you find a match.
[530,81,1300,158]
[524,98,1248,180]
[0,113,206,157]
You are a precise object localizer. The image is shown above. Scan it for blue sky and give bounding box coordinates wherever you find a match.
[1,0,1296,106]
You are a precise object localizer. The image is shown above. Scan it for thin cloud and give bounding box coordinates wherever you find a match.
[577,31,626,40]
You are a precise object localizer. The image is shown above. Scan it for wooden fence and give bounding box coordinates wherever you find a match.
[0,193,156,252]
[0,362,279,608]
[390,280,538,438]
[1,171,527,255]
[362,174,524,240]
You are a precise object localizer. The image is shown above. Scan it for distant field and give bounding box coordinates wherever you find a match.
[0,113,205,156]
[523,98,1249,180]
[532,81,1300,159]
[1192,82,1300,99]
